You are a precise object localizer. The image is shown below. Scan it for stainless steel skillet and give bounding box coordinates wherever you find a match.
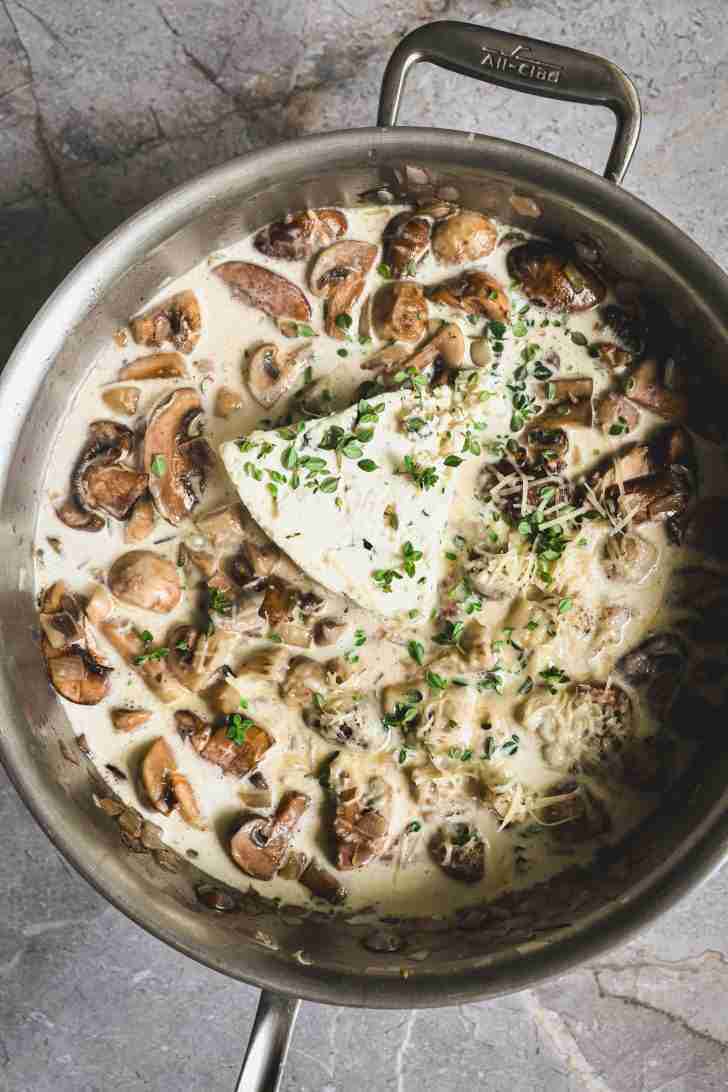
[2,21,728,1092]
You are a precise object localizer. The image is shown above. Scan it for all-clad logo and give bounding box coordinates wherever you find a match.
[480,42,564,85]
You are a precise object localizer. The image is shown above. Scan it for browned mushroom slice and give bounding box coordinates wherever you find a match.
[360,344,411,376]
[314,617,348,646]
[594,341,634,370]
[624,357,688,421]
[601,531,658,583]
[382,211,432,277]
[683,497,728,561]
[130,290,201,354]
[118,353,187,381]
[259,579,324,648]
[167,624,238,693]
[111,708,151,732]
[284,656,327,706]
[246,342,310,408]
[202,720,272,776]
[140,737,204,827]
[531,391,593,431]
[254,208,347,260]
[507,243,605,311]
[214,261,311,322]
[203,677,243,717]
[431,210,497,264]
[332,770,393,870]
[300,859,346,904]
[97,621,183,703]
[57,420,146,531]
[214,386,243,419]
[309,240,378,340]
[102,386,140,416]
[430,822,485,883]
[207,573,267,637]
[546,377,594,403]
[371,282,428,342]
[175,709,213,752]
[596,391,640,436]
[230,791,310,880]
[606,465,692,525]
[143,388,206,525]
[195,502,249,550]
[125,495,156,544]
[538,780,611,844]
[427,270,510,324]
[40,582,112,705]
[617,633,688,716]
[401,322,465,377]
[108,550,182,613]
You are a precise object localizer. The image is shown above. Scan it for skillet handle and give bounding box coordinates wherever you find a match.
[377,20,641,184]
[234,990,300,1092]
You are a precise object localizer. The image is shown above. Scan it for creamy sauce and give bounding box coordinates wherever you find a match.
[33,206,705,917]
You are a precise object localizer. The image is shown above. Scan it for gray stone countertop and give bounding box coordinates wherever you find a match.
[2,1,728,1088]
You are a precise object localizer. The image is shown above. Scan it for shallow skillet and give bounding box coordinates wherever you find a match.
[2,21,728,1092]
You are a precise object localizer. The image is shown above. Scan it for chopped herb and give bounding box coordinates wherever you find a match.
[138,629,153,644]
[150,454,167,477]
[372,568,403,593]
[226,713,253,745]
[609,415,629,436]
[208,587,232,614]
[570,330,588,346]
[384,503,399,530]
[402,540,423,577]
[500,733,520,756]
[426,670,448,691]
[518,676,534,695]
[539,664,570,693]
[432,620,465,647]
[133,646,169,665]
[402,454,438,491]
[478,667,505,694]
[406,820,422,834]
[377,262,392,279]
[512,319,528,338]
[268,632,283,644]
[335,313,353,331]
[383,689,423,729]
[337,348,348,358]
[407,640,424,665]
[444,454,464,467]
[319,476,339,494]
[357,458,378,472]
[354,628,366,647]
[298,323,315,338]
[558,597,572,614]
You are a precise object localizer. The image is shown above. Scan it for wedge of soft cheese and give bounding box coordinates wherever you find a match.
[220,390,463,619]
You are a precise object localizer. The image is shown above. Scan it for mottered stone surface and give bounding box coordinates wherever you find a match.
[2,1,728,1088]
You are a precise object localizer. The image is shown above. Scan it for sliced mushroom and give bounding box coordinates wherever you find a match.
[304,691,382,751]
[314,617,348,646]
[371,282,428,342]
[203,677,243,717]
[108,550,182,613]
[431,210,497,264]
[246,342,311,408]
[140,736,204,827]
[202,720,273,776]
[399,322,465,379]
[207,573,266,637]
[230,791,310,880]
[143,388,207,525]
[382,211,431,277]
[538,780,611,844]
[40,582,111,705]
[284,656,327,706]
[102,386,140,416]
[118,353,187,381]
[196,503,249,550]
[214,261,311,322]
[260,578,324,648]
[332,767,393,870]
[300,859,346,904]
[214,386,243,419]
[254,208,347,260]
[617,633,688,715]
[96,620,184,703]
[430,822,485,883]
[507,243,605,311]
[605,465,692,526]
[546,377,594,403]
[130,290,201,354]
[601,531,658,583]
[309,240,378,340]
[167,624,239,693]
[624,357,688,421]
[174,709,212,753]
[428,271,510,324]
[236,646,290,688]
[124,495,156,544]
[111,708,151,732]
[594,341,634,371]
[57,420,147,532]
[360,344,411,377]
[683,497,728,561]
[531,394,593,431]
[596,391,640,435]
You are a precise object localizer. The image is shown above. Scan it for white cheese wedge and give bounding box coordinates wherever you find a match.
[220,390,464,619]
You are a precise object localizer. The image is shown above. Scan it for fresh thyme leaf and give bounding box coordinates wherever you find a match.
[358,458,378,472]
[335,313,353,331]
[208,587,232,614]
[133,646,169,665]
[150,454,167,477]
[407,640,424,665]
[226,713,253,745]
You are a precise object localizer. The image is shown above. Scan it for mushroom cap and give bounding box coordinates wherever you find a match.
[624,357,689,421]
[80,465,148,520]
[102,386,140,416]
[309,240,378,298]
[40,582,111,705]
[427,271,510,323]
[124,495,156,544]
[111,708,151,732]
[596,391,640,434]
[118,353,187,381]
[230,791,310,880]
[129,290,201,354]
[143,387,204,525]
[333,770,393,870]
[324,272,367,339]
[58,420,145,531]
[431,210,497,264]
[401,322,465,376]
[246,342,311,408]
[108,549,182,613]
[382,211,431,278]
[214,261,311,321]
[507,243,605,311]
[430,822,485,883]
[141,737,176,813]
[254,207,347,261]
[371,282,428,343]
